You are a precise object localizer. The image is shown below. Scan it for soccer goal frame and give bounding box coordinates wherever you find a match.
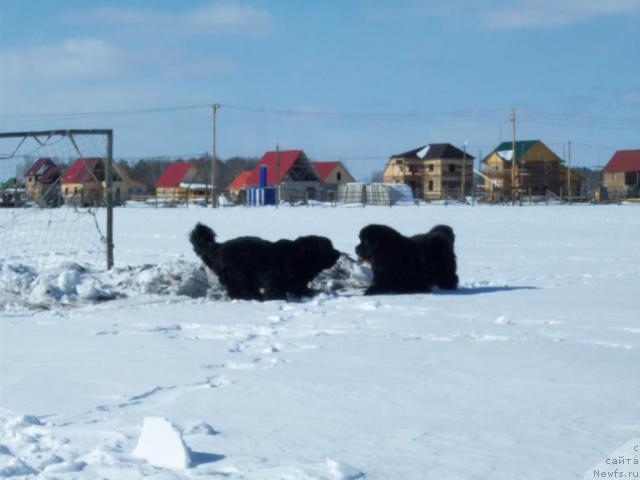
[0,129,115,269]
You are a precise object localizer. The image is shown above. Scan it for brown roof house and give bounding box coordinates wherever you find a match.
[603,150,640,199]
[383,143,474,201]
[116,163,148,196]
[482,140,582,202]
[24,157,62,206]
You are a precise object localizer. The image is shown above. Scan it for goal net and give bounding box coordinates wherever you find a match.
[0,130,114,268]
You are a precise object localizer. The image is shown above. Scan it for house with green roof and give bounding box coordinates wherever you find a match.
[0,177,26,207]
[482,139,582,201]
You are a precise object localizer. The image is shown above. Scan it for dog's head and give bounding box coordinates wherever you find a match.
[190,223,216,246]
[355,224,403,265]
[427,224,455,244]
[289,236,340,277]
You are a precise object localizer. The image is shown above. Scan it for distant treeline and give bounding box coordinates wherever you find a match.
[120,156,259,192]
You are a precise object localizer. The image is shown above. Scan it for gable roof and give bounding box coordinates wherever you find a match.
[312,162,340,180]
[0,178,20,190]
[62,158,101,184]
[228,170,253,189]
[486,140,538,163]
[392,143,475,161]
[246,150,319,186]
[604,150,640,173]
[25,157,60,184]
[155,161,194,188]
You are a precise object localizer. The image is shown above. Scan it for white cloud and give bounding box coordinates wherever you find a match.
[63,2,273,36]
[0,38,128,79]
[480,0,640,29]
[367,0,640,29]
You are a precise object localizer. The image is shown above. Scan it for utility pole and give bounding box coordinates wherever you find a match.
[106,130,114,270]
[211,103,220,208]
[275,143,280,209]
[511,107,517,201]
[473,148,482,206]
[461,141,467,203]
[567,140,572,204]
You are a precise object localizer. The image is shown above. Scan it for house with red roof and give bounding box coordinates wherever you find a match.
[313,161,355,185]
[61,157,128,206]
[312,161,355,201]
[245,150,319,185]
[24,157,62,205]
[225,151,354,204]
[603,150,640,199]
[155,161,208,203]
[243,149,324,203]
[227,170,253,203]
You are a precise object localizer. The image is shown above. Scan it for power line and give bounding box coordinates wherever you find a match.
[220,103,509,121]
[1,101,638,131]
[0,104,211,121]
[520,108,640,124]
[0,102,509,122]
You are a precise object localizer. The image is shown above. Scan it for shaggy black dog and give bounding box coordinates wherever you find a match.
[355,224,458,295]
[190,223,340,301]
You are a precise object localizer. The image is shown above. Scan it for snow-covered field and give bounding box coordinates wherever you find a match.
[1,204,639,479]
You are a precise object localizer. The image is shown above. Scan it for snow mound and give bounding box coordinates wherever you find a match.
[109,261,219,298]
[0,412,82,477]
[132,417,191,469]
[0,261,117,310]
[326,458,365,479]
[0,254,371,310]
[0,259,225,310]
[311,254,371,294]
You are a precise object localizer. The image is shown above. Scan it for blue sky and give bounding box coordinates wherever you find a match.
[1,0,639,179]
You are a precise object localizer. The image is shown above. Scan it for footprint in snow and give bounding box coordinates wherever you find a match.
[180,421,220,436]
[355,300,381,311]
[494,316,515,325]
[266,314,287,324]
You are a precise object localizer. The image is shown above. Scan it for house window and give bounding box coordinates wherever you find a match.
[306,187,316,199]
[448,164,456,173]
[337,172,342,181]
[64,187,69,195]
[491,164,500,172]
[625,171,640,185]
[428,164,434,172]
[428,180,434,191]
[544,163,552,173]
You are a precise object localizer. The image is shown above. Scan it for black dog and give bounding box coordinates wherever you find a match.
[355,224,458,295]
[190,223,340,301]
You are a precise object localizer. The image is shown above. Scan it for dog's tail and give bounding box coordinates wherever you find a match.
[190,223,219,270]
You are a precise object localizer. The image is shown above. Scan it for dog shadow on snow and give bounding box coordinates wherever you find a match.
[433,285,540,296]
[190,451,226,468]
